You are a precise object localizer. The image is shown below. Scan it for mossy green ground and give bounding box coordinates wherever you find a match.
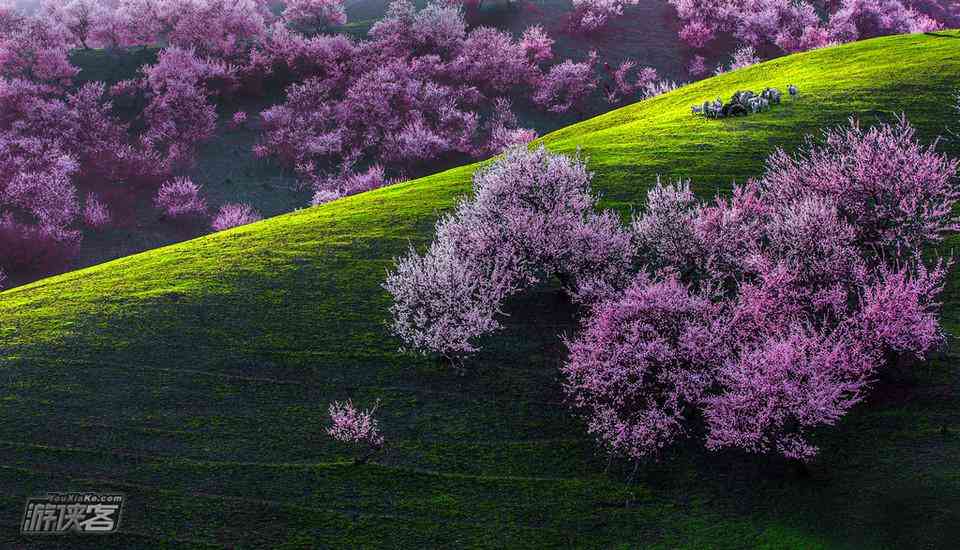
[2,32,960,548]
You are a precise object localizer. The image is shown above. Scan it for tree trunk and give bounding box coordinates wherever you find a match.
[788,459,811,479]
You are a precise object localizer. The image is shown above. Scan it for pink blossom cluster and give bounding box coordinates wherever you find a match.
[0,41,132,276]
[39,0,276,59]
[311,165,390,205]
[36,1,350,56]
[154,177,207,218]
[482,99,539,158]
[0,212,80,276]
[687,55,708,77]
[211,203,261,231]
[0,9,77,86]
[597,59,652,105]
[83,193,111,228]
[668,0,954,55]
[533,53,599,114]
[231,111,248,129]
[570,0,639,32]
[283,0,346,29]
[596,60,685,105]
[572,0,956,64]
[565,117,956,462]
[113,46,238,174]
[0,1,614,288]
[714,45,759,75]
[255,2,607,199]
[384,145,634,363]
[563,273,719,459]
[327,399,385,464]
[761,116,960,260]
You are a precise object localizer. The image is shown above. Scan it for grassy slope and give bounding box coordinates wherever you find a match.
[2,32,960,548]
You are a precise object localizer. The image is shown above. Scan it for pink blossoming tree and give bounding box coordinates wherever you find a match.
[211,202,262,231]
[155,177,207,218]
[83,192,111,228]
[327,399,385,464]
[283,0,346,29]
[384,145,634,364]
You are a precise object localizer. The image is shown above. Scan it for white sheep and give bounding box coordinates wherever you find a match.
[763,87,782,104]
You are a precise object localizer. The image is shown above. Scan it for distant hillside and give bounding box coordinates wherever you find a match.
[60,0,699,279]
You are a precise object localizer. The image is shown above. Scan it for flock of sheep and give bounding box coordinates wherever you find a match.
[692,85,799,118]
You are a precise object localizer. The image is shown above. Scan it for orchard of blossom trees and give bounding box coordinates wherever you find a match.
[676,0,958,57]
[573,0,958,70]
[1,0,684,286]
[252,2,681,200]
[684,0,955,52]
[385,117,959,464]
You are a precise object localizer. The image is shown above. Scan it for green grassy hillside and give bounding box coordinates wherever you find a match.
[2,32,960,548]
